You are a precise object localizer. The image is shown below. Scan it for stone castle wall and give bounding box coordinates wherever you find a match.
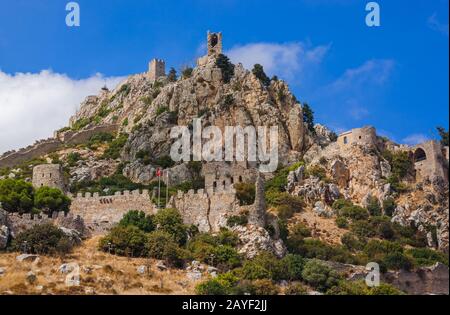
[57,124,119,145]
[148,59,166,82]
[68,190,155,234]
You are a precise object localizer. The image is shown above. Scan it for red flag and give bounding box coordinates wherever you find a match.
[156,168,162,177]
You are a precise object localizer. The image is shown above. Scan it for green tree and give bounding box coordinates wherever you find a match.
[0,179,34,213]
[216,54,235,83]
[302,103,315,133]
[119,210,154,233]
[437,126,449,146]
[252,64,271,87]
[34,187,71,215]
[154,208,188,245]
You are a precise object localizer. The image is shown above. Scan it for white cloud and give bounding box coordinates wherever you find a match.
[226,42,330,81]
[0,70,125,154]
[402,134,430,146]
[428,13,449,36]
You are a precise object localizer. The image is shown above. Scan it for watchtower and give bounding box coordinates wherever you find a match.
[148,59,166,82]
[207,31,223,56]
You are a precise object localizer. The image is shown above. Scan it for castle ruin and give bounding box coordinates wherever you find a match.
[32,164,66,192]
[197,31,223,67]
[148,58,166,82]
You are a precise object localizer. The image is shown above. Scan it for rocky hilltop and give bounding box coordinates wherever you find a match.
[0,32,448,295]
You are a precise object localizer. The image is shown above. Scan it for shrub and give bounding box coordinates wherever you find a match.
[306,165,327,180]
[234,183,255,206]
[155,155,175,168]
[363,240,412,271]
[281,254,305,281]
[288,239,356,264]
[66,152,82,167]
[240,252,285,280]
[216,54,235,83]
[248,279,279,295]
[167,67,177,82]
[156,106,169,116]
[339,205,369,221]
[285,283,308,295]
[182,67,193,79]
[252,64,270,87]
[195,272,238,295]
[383,252,414,271]
[34,187,71,216]
[366,196,382,216]
[226,214,248,227]
[341,233,365,252]
[11,223,74,255]
[332,199,354,211]
[350,220,376,238]
[0,179,34,213]
[187,232,241,270]
[146,230,183,266]
[301,259,341,292]
[99,225,148,257]
[265,191,304,212]
[88,132,114,147]
[119,210,154,233]
[335,216,349,229]
[153,208,188,245]
[102,133,128,159]
[382,197,396,217]
[406,248,449,267]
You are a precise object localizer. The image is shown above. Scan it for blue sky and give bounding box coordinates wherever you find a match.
[0,0,448,152]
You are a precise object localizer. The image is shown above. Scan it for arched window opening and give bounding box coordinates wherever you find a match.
[414,148,427,163]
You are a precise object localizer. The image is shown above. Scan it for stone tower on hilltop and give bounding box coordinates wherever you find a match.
[32,164,66,192]
[148,58,166,82]
[197,31,223,66]
[207,31,222,56]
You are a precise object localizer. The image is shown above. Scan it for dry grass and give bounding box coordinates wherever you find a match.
[0,236,198,295]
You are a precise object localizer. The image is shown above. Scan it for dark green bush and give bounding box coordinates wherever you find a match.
[11,223,74,256]
[146,230,183,266]
[102,133,128,159]
[153,208,188,245]
[226,213,248,227]
[216,54,235,83]
[252,64,270,87]
[350,220,376,238]
[285,283,308,295]
[195,272,238,295]
[288,238,356,264]
[335,216,349,229]
[247,279,279,295]
[382,197,396,217]
[0,179,34,213]
[366,196,382,216]
[34,187,71,216]
[301,259,341,292]
[406,248,449,267]
[99,225,148,257]
[341,233,365,252]
[66,152,82,167]
[118,210,154,233]
[339,205,369,221]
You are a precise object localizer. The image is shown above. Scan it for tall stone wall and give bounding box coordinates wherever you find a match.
[413,140,448,182]
[0,138,61,169]
[32,164,66,191]
[169,186,240,233]
[69,190,155,234]
[0,124,119,169]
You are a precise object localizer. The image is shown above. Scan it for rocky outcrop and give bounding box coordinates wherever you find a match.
[231,224,286,259]
[292,177,340,206]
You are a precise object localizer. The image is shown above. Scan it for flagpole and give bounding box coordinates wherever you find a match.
[158,169,161,209]
[165,170,169,208]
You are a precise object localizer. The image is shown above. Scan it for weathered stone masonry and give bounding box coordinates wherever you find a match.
[68,190,155,234]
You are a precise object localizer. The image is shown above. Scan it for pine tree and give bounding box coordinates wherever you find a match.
[252,64,271,87]
[168,67,178,82]
[302,103,315,133]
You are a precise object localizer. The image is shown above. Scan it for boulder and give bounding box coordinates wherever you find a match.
[137,265,148,275]
[16,254,39,263]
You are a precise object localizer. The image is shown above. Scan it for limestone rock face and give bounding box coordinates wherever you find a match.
[330,160,349,188]
[293,177,340,206]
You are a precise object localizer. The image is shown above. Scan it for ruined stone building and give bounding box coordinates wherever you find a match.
[148,58,166,82]
[32,164,66,192]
